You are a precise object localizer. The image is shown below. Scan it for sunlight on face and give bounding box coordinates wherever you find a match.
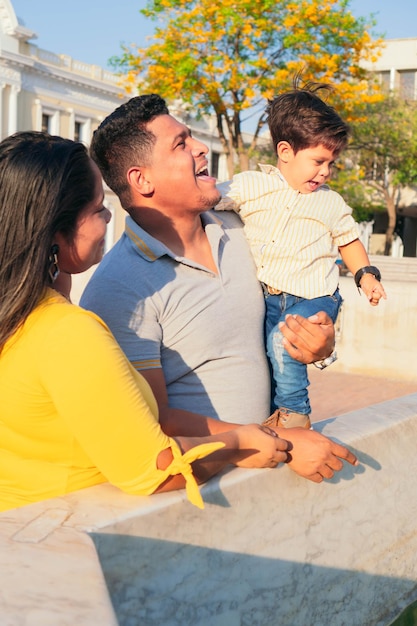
[55,160,111,274]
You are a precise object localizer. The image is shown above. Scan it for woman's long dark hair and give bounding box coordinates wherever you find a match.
[0,131,96,350]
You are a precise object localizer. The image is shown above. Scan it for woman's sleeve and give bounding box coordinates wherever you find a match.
[38,307,223,508]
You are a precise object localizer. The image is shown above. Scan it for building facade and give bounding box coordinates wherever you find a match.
[0,0,228,259]
[365,37,417,256]
[0,0,130,253]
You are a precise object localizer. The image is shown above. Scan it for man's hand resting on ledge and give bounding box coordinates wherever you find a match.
[274,427,358,483]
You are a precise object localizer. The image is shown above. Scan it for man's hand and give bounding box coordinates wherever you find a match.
[277,427,358,482]
[279,311,335,364]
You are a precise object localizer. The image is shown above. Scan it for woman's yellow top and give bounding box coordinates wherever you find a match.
[0,290,223,511]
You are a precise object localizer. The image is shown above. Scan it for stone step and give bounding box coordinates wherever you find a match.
[368,255,417,282]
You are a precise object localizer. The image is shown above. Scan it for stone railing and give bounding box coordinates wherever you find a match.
[334,256,417,381]
[2,393,417,625]
[26,43,120,85]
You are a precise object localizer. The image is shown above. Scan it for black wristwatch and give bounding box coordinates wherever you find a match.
[354,266,381,290]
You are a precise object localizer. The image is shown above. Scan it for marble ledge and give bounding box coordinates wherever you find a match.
[6,392,416,534]
[1,392,417,626]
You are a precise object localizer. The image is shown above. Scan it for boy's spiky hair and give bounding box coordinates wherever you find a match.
[266,77,350,156]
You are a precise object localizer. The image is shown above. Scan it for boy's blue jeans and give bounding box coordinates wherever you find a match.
[264,289,343,415]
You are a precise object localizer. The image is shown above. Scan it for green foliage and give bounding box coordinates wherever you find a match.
[344,94,417,247]
[350,94,417,188]
[111,0,383,174]
[322,165,375,223]
[391,600,417,626]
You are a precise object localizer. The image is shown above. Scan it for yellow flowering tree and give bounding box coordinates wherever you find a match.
[112,0,382,175]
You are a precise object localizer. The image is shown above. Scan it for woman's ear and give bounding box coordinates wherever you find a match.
[126,166,154,196]
[277,141,294,163]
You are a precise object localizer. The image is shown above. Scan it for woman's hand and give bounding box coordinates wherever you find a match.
[233,424,289,468]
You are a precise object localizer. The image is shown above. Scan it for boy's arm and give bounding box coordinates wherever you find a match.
[339,239,387,305]
[215,180,241,212]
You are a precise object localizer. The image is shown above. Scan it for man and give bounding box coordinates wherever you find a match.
[81,94,357,483]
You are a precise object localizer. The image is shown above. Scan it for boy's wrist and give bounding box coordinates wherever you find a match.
[354,266,381,290]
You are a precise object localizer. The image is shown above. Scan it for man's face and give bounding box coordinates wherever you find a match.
[144,114,221,214]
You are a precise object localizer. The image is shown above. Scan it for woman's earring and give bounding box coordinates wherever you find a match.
[48,244,60,283]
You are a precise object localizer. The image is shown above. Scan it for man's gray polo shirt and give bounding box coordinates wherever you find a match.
[81,210,270,424]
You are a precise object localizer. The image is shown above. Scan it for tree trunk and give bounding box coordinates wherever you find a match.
[238,145,249,171]
[215,113,234,179]
[233,111,248,174]
[383,187,397,256]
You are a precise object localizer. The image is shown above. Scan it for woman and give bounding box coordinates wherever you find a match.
[0,131,288,512]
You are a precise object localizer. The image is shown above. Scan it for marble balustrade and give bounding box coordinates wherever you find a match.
[1,393,417,626]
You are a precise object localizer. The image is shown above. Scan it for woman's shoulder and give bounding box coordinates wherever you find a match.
[31,289,109,336]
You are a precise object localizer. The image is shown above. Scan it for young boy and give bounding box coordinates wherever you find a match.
[216,83,386,430]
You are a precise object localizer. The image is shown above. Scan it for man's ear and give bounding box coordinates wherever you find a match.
[127,166,154,196]
[277,141,294,163]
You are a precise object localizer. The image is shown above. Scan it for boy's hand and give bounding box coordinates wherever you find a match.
[359,274,387,306]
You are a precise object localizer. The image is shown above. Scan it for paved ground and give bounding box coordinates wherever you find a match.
[307,367,417,424]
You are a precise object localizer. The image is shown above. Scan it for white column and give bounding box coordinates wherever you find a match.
[84,118,92,144]
[389,67,396,92]
[50,110,60,135]
[34,98,42,131]
[67,108,75,139]
[8,85,20,135]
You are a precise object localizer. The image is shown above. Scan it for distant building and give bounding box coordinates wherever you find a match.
[371,38,417,100]
[0,0,131,252]
[0,0,228,298]
[364,37,417,256]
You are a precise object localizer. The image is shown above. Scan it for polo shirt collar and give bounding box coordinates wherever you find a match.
[124,211,225,263]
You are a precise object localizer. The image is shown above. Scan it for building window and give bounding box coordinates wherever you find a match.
[211,152,220,179]
[72,118,91,144]
[42,113,51,133]
[74,121,82,142]
[399,71,416,100]
[378,71,391,93]
[39,108,59,134]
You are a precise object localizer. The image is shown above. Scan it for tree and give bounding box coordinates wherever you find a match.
[347,95,417,254]
[111,0,382,177]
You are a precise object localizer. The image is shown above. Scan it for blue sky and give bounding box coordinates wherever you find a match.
[11,0,417,70]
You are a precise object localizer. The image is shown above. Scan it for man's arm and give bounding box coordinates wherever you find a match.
[142,368,358,484]
[279,311,335,363]
[140,368,241,436]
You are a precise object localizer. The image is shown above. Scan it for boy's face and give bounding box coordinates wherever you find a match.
[277,142,336,194]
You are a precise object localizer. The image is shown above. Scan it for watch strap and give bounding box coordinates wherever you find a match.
[354,266,381,289]
[313,349,337,370]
